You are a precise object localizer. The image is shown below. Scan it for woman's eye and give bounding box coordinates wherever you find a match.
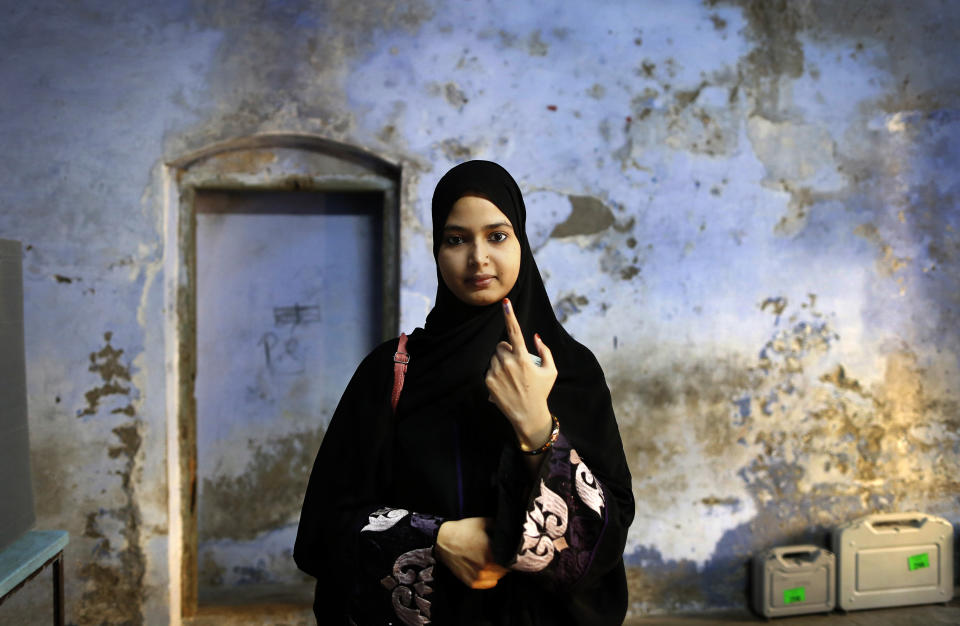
[489,232,508,243]
[445,235,463,246]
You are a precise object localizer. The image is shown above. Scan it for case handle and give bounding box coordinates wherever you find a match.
[772,545,821,567]
[864,512,927,532]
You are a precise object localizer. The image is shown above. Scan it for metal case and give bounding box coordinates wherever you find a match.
[833,512,954,611]
[752,545,835,618]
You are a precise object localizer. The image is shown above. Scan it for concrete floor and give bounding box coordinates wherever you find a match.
[625,598,960,625]
[8,569,953,626]
[183,599,960,625]
[187,605,314,626]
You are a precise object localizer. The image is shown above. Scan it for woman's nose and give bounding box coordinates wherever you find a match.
[468,242,489,265]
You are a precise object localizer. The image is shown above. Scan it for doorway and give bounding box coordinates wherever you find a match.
[194,189,384,606]
[165,136,401,617]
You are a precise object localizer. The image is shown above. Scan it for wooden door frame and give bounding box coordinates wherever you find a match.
[162,134,401,619]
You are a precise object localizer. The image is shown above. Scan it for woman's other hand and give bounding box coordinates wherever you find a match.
[485,298,557,450]
[435,517,509,589]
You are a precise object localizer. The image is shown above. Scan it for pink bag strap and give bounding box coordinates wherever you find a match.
[391,333,410,414]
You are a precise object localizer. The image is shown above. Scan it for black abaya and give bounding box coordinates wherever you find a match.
[294,160,634,625]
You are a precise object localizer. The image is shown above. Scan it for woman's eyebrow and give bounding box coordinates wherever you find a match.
[443,222,514,231]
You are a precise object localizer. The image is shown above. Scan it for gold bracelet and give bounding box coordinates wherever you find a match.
[520,414,560,456]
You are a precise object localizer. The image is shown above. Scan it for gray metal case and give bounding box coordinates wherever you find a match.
[833,512,954,611]
[752,545,835,618]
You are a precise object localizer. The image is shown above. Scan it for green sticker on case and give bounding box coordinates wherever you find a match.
[783,587,806,604]
[908,553,930,571]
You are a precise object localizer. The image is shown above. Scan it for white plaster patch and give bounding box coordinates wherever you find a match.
[400,288,434,332]
[746,116,845,190]
[792,33,890,134]
[626,441,758,565]
[884,112,909,134]
[525,190,572,251]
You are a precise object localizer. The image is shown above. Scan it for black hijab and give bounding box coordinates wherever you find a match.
[401,160,579,417]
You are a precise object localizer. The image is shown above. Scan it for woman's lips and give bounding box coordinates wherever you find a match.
[466,274,495,289]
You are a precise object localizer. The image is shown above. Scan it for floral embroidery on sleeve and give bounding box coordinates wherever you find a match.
[570,448,605,516]
[361,507,410,533]
[506,432,611,586]
[513,480,569,572]
[380,547,435,626]
[354,510,443,624]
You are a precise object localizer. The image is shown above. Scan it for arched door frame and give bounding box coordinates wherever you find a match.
[162,133,401,619]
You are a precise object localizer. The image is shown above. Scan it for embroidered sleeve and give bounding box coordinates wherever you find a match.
[354,507,444,626]
[507,432,611,587]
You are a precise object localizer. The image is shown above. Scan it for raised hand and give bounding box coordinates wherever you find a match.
[484,298,557,451]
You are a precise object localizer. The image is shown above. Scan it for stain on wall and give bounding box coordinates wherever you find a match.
[199,428,323,543]
[77,334,146,625]
[79,332,135,418]
[551,195,616,238]
[613,292,959,609]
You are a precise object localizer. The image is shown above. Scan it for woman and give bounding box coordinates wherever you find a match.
[294,160,634,625]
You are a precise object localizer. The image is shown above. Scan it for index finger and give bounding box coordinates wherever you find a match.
[502,298,527,353]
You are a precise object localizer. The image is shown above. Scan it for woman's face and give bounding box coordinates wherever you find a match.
[437,195,522,306]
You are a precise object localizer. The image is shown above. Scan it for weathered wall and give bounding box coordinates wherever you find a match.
[0,0,957,622]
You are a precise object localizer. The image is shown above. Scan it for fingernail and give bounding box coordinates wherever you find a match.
[502,298,511,313]
[534,333,541,342]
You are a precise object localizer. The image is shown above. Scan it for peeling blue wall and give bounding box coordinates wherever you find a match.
[0,0,957,622]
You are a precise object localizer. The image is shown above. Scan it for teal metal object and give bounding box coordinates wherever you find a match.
[0,530,69,625]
